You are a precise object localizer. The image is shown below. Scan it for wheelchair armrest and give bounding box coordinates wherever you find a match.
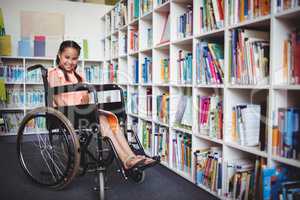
[49,83,99,103]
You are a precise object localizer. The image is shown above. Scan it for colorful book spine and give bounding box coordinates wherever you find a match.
[172,131,192,174]
[129,28,139,52]
[160,58,170,83]
[198,95,223,139]
[132,59,139,83]
[199,0,224,33]
[142,57,152,83]
[0,64,24,83]
[142,120,152,151]
[276,0,300,12]
[1,112,24,134]
[196,41,224,84]
[177,4,193,39]
[84,65,103,84]
[154,125,169,162]
[156,93,169,124]
[177,50,192,84]
[25,89,45,107]
[141,0,153,15]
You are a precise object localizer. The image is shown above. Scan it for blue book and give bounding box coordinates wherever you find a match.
[18,38,32,57]
[262,166,276,200]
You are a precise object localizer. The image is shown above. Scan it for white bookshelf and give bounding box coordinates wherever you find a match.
[0,56,104,136]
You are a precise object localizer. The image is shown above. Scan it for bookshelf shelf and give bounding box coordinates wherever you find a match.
[194,133,224,145]
[154,1,170,12]
[0,108,24,111]
[102,1,300,199]
[272,155,300,168]
[275,6,300,19]
[228,15,271,30]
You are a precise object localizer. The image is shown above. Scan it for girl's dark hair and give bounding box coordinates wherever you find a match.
[56,40,82,82]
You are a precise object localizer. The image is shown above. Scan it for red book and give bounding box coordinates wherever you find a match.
[216,0,224,20]
[34,35,45,42]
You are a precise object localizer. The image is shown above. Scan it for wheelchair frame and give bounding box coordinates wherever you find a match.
[16,64,159,200]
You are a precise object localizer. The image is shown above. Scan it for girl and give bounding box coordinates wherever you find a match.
[48,40,155,170]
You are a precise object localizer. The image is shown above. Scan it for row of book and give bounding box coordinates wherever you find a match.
[156,93,169,124]
[177,5,193,39]
[174,90,192,129]
[142,57,152,83]
[229,29,270,85]
[1,88,24,108]
[129,27,139,52]
[145,88,152,117]
[142,120,152,150]
[194,147,222,195]
[224,157,266,200]
[154,125,169,163]
[108,62,118,83]
[111,38,119,58]
[110,0,128,31]
[177,50,192,84]
[24,116,46,133]
[160,58,170,84]
[141,0,153,16]
[130,0,140,21]
[25,89,45,107]
[228,0,270,26]
[195,41,224,85]
[197,95,223,139]
[231,104,261,147]
[198,0,224,33]
[0,65,24,83]
[272,107,300,160]
[0,112,23,133]
[281,29,300,85]
[172,131,192,174]
[84,65,103,84]
[276,0,300,12]
[119,33,127,56]
[132,58,139,83]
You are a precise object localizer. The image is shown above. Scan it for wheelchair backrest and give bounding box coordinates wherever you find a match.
[28,65,127,130]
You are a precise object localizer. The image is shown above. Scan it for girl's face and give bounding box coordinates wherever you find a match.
[58,47,79,72]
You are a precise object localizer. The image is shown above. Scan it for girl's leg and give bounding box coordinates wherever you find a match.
[99,115,145,169]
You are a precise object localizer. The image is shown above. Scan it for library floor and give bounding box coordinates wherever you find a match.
[0,137,217,200]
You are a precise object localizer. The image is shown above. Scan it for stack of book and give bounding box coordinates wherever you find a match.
[224,157,266,200]
[108,63,118,83]
[156,93,169,124]
[25,89,45,107]
[229,29,270,85]
[84,65,103,84]
[130,0,140,21]
[196,41,224,85]
[272,107,300,160]
[280,29,300,85]
[132,58,139,83]
[129,27,139,52]
[160,58,169,84]
[228,0,270,25]
[1,112,24,134]
[142,120,152,151]
[172,131,192,174]
[231,104,261,147]
[141,0,153,15]
[111,1,128,30]
[0,64,24,83]
[177,4,193,39]
[198,0,224,33]
[198,95,223,139]
[154,125,169,163]
[174,90,192,129]
[2,88,24,108]
[276,0,300,12]
[146,88,152,117]
[177,50,192,84]
[142,57,152,83]
[194,147,222,195]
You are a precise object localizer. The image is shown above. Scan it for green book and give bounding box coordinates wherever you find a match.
[83,39,88,59]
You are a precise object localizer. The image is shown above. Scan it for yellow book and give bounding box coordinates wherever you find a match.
[0,35,11,56]
[231,107,237,142]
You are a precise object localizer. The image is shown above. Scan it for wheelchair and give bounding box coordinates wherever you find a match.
[16,64,159,200]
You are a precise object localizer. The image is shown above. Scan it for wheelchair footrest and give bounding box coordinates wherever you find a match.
[131,155,160,171]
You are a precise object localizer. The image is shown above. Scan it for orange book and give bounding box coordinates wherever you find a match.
[283,39,289,82]
[232,107,237,142]
[240,0,245,22]
[272,127,279,155]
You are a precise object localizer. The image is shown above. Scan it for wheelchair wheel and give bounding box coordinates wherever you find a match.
[129,169,145,184]
[17,107,80,190]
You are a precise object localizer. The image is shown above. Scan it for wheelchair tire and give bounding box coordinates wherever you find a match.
[17,107,80,190]
[129,169,145,184]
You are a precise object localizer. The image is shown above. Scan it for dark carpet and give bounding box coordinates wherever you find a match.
[0,136,217,200]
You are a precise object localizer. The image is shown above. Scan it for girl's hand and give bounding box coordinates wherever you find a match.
[81,92,90,104]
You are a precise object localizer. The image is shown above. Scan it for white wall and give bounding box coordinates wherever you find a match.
[0,0,112,58]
